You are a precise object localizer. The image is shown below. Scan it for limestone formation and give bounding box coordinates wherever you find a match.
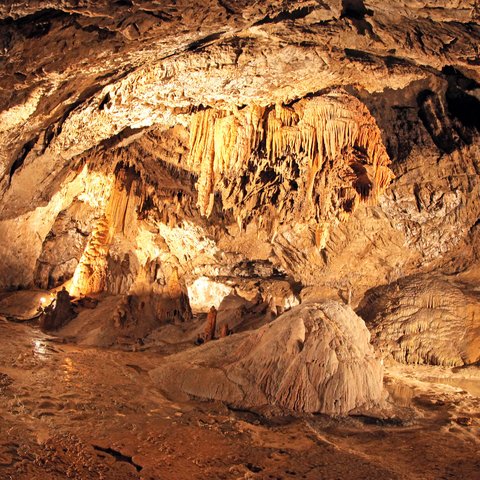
[204,306,218,342]
[151,302,384,415]
[0,1,478,306]
[1,5,480,479]
[69,165,141,297]
[219,323,229,338]
[358,275,480,367]
[34,199,98,289]
[187,92,393,246]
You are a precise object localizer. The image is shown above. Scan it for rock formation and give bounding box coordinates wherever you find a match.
[358,274,480,367]
[186,92,393,246]
[151,301,383,415]
[69,164,141,297]
[0,1,479,297]
[204,306,218,342]
[34,199,98,289]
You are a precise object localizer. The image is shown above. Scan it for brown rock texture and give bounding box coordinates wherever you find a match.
[1,4,480,478]
[0,1,478,298]
[204,306,218,342]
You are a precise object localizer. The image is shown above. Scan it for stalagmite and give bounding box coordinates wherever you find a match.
[204,305,217,342]
[1,3,480,478]
[151,301,384,415]
[0,0,480,480]
[220,323,229,338]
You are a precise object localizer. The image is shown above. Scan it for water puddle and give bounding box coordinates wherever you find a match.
[385,381,415,407]
[423,377,480,397]
[62,357,77,384]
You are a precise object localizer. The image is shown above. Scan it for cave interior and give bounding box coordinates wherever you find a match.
[0,1,479,479]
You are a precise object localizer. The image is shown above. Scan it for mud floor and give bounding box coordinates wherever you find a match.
[0,318,479,480]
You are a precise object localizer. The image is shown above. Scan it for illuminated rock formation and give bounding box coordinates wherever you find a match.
[358,275,480,367]
[187,92,394,246]
[0,4,480,478]
[0,1,478,306]
[0,1,478,418]
[151,301,384,415]
[69,165,141,297]
[69,216,112,297]
[187,277,233,313]
[34,199,98,289]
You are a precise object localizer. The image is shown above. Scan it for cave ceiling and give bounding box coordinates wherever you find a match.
[0,0,479,305]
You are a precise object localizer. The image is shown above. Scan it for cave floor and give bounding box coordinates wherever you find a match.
[0,318,479,480]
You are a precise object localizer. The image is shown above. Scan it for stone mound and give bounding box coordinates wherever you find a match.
[151,301,383,415]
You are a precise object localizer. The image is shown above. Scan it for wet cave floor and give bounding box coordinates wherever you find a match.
[0,318,479,480]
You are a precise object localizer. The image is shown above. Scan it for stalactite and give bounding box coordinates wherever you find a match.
[187,90,393,247]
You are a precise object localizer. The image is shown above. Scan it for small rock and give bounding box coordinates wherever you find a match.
[455,417,473,426]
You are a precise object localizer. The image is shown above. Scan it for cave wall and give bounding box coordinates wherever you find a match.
[34,199,98,289]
